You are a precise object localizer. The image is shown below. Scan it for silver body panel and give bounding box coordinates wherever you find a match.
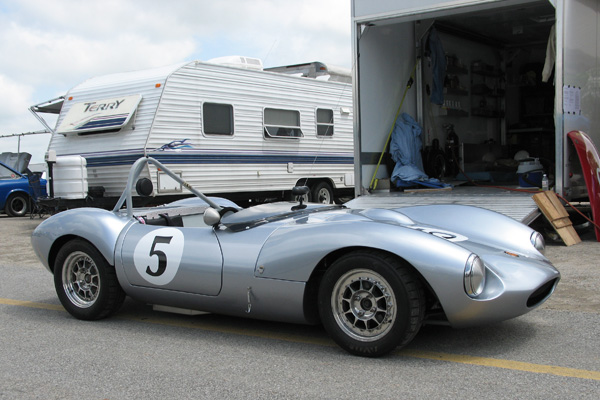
[346,186,541,224]
[32,158,560,328]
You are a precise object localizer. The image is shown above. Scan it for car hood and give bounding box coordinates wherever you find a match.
[220,202,545,261]
[359,205,547,261]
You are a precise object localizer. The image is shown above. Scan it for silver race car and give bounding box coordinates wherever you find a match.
[31,157,559,357]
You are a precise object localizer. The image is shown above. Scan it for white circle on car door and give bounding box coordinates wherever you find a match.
[133,227,185,285]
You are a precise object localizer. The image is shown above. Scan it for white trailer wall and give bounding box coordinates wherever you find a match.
[354,22,417,190]
[562,0,600,197]
[149,62,354,195]
[45,60,354,201]
[47,63,186,195]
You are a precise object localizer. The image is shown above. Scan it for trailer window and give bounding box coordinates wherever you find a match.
[264,108,303,138]
[316,108,334,136]
[203,103,233,135]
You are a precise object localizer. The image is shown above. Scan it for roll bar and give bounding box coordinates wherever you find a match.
[112,156,223,218]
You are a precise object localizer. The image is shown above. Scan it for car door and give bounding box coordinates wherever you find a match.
[119,223,223,296]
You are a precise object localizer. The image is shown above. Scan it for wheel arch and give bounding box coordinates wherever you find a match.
[47,235,91,273]
[302,245,440,325]
[32,208,129,273]
[295,177,335,187]
[4,189,31,214]
[6,187,31,199]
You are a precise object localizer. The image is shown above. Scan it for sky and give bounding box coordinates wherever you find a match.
[0,0,352,163]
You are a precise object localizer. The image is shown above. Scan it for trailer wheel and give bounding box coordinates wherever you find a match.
[311,182,334,204]
[5,193,29,217]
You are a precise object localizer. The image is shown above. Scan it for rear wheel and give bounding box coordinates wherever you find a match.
[318,250,425,357]
[5,193,28,217]
[54,239,125,320]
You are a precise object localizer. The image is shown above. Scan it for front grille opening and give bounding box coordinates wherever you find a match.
[527,278,559,308]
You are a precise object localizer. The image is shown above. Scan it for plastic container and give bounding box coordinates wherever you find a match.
[517,158,543,188]
[50,155,88,199]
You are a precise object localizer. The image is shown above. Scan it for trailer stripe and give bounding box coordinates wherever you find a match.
[78,152,354,167]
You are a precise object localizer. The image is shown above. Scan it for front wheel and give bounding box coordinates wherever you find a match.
[318,250,425,357]
[5,193,29,217]
[54,240,126,320]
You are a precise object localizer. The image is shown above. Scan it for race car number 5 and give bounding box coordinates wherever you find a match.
[133,227,184,285]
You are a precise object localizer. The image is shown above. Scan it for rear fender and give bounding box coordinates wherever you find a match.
[31,208,129,271]
[3,187,31,204]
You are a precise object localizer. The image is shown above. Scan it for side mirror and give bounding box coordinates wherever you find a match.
[292,186,310,197]
[203,207,222,226]
[291,186,309,210]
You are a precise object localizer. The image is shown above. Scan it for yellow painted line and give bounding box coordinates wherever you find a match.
[2,297,599,381]
[399,350,600,382]
[0,298,64,312]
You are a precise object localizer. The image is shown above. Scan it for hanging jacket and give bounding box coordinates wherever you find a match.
[428,27,446,105]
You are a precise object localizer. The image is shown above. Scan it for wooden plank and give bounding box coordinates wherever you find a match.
[533,191,581,246]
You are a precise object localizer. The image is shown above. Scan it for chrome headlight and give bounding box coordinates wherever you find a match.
[530,231,545,254]
[464,254,486,298]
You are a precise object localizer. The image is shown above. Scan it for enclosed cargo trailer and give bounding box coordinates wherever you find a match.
[349,0,599,225]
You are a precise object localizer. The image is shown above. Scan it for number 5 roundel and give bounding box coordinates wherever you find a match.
[133,228,185,285]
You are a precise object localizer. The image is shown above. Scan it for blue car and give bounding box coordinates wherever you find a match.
[0,160,47,217]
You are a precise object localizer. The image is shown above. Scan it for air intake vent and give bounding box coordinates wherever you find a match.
[527,278,558,308]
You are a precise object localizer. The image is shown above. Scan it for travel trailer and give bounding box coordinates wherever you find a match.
[31,57,354,208]
[349,0,599,226]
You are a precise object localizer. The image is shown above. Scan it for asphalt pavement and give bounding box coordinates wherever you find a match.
[0,215,599,399]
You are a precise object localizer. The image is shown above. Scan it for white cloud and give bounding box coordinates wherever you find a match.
[0,0,352,162]
[0,75,33,119]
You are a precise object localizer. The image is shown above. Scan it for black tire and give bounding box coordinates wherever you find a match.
[54,239,126,320]
[318,250,425,357]
[5,193,29,217]
[311,182,334,204]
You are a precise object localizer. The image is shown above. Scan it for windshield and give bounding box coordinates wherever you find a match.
[222,204,344,232]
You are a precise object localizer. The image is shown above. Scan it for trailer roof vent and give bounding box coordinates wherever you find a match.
[206,56,264,71]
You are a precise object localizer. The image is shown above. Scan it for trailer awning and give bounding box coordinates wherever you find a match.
[31,96,65,114]
[56,94,142,135]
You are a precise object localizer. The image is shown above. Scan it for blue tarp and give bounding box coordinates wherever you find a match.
[390,113,450,189]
